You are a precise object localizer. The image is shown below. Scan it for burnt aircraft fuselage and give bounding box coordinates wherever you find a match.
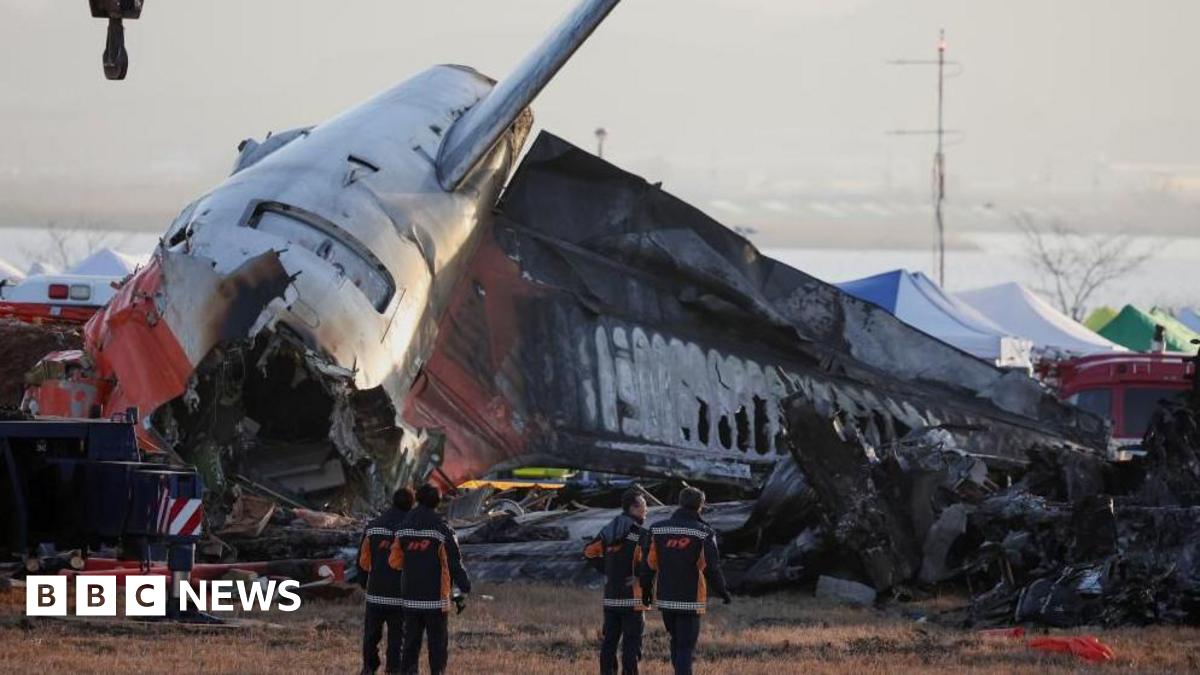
[25,66,532,507]
[404,134,1108,492]
[25,0,633,509]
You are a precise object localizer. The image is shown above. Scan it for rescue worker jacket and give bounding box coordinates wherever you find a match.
[639,508,729,614]
[387,505,471,612]
[583,512,649,611]
[358,505,410,606]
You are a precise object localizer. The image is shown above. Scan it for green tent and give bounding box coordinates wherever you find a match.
[1097,305,1200,352]
[1083,306,1118,332]
[1151,308,1200,347]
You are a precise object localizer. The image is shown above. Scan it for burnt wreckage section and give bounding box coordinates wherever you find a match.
[405,132,1104,492]
[146,133,1103,521]
[733,383,1200,628]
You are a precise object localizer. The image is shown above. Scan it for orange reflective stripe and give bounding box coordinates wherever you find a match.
[584,538,605,559]
[648,540,659,571]
[439,543,451,611]
[633,579,649,611]
[388,537,404,570]
[697,546,707,606]
[359,537,372,571]
[633,547,647,610]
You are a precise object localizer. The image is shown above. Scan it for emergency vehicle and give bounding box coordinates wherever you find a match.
[1051,350,1196,453]
[0,274,119,324]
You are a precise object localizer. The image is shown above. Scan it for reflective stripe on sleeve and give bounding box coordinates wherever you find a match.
[655,600,706,611]
[365,594,405,606]
[603,598,648,608]
[400,598,451,610]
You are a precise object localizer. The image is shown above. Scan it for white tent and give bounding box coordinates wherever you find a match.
[68,248,144,277]
[837,269,1033,368]
[0,257,25,283]
[957,283,1126,356]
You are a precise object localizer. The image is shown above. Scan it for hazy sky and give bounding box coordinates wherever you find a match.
[2,0,1198,238]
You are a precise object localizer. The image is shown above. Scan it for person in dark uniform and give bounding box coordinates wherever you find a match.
[639,487,731,675]
[358,487,415,674]
[388,484,471,675]
[584,489,650,675]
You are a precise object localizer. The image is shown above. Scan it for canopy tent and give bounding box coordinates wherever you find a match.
[957,282,1125,356]
[1097,305,1199,352]
[1083,306,1118,332]
[0,257,24,283]
[1151,308,1200,348]
[67,248,144,277]
[837,269,1032,367]
[1177,308,1200,333]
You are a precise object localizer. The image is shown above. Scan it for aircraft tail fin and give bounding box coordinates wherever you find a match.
[436,0,621,190]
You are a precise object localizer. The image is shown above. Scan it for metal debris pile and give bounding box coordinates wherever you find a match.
[735,390,1200,628]
[455,500,754,585]
[0,319,81,406]
[201,488,363,564]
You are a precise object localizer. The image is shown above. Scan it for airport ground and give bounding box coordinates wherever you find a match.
[2,582,1198,674]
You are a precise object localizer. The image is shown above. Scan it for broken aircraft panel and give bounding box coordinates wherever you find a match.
[404,132,1106,492]
[22,2,623,509]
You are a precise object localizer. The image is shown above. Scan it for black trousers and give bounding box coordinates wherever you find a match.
[362,604,404,674]
[600,608,644,674]
[400,609,449,675]
[661,611,701,675]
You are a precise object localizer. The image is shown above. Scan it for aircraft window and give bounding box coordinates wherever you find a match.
[734,407,750,452]
[753,396,770,455]
[245,201,395,312]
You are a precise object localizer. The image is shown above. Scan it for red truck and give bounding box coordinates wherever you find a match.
[1050,351,1196,453]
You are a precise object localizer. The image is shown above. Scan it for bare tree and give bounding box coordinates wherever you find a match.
[21,221,129,272]
[1017,213,1154,321]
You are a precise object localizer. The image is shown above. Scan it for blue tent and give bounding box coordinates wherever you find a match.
[1177,308,1200,334]
[838,270,1032,367]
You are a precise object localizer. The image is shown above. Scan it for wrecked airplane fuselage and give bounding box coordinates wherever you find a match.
[23,129,1107,513]
[404,133,1107,492]
[25,64,530,509]
[23,0,628,510]
[22,0,1105,513]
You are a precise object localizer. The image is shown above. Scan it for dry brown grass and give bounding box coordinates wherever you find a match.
[1,583,1198,674]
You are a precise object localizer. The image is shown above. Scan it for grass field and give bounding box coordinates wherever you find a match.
[2,582,1198,674]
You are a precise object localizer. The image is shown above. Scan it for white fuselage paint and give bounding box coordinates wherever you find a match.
[161,66,527,410]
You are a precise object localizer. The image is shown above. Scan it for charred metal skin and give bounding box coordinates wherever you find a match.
[25,1,622,509]
[405,133,1107,491]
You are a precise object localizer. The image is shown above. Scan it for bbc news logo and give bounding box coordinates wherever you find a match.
[26,576,302,616]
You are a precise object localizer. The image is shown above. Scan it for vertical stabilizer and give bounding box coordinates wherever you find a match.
[436,0,622,190]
